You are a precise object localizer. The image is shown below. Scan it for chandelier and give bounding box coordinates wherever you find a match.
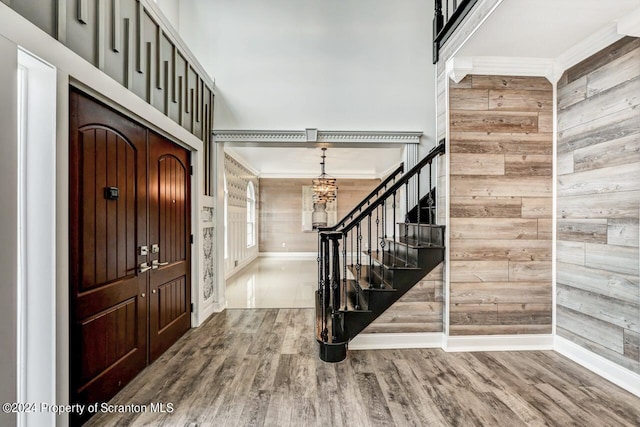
[312,148,337,203]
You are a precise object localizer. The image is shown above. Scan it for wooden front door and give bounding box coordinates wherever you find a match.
[148,132,191,362]
[69,90,191,415]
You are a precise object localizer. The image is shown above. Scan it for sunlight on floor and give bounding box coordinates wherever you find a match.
[225,257,317,308]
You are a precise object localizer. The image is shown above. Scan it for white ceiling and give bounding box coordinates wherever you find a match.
[456,0,640,58]
[226,146,404,179]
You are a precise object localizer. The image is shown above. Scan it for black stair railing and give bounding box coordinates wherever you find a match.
[316,141,445,362]
[326,162,404,233]
[433,0,479,63]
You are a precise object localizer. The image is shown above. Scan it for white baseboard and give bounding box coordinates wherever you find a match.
[555,336,640,398]
[195,301,225,327]
[444,334,554,352]
[349,333,444,350]
[259,252,317,258]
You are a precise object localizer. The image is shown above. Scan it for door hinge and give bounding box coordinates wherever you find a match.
[190,303,194,313]
[190,234,194,244]
[190,165,193,176]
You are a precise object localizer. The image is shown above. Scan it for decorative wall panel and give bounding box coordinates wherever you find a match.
[556,37,640,374]
[4,0,214,147]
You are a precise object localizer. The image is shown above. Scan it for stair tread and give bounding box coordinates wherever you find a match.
[346,266,395,291]
[397,222,445,228]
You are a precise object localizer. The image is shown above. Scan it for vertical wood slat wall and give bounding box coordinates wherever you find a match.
[2,0,215,193]
[556,37,640,373]
[448,75,553,335]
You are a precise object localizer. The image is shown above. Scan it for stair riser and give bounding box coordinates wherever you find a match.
[398,225,444,246]
[385,244,443,269]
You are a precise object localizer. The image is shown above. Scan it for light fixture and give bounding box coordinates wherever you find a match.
[312,148,337,203]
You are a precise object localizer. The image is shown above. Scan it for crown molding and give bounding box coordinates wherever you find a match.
[617,7,640,37]
[447,56,556,83]
[212,129,422,147]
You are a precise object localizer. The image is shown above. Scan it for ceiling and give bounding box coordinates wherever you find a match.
[456,0,640,58]
[226,146,404,179]
[219,0,640,178]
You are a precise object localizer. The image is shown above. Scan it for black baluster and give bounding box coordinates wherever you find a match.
[343,231,347,311]
[417,169,421,244]
[331,235,341,341]
[376,204,380,257]
[355,223,361,309]
[380,199,386,289]
[367,213,372,289]
[404,181,409,267]
[320,233,329,341]
[392,191,396,267]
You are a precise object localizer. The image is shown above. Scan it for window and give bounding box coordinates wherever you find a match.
[223,173,228,259]
[246,181,256,247]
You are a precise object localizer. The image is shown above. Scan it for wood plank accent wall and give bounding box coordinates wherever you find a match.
[2,0,214,147]
[448,75,553,336]
[556,36,640,374]
[364,262,443,333]
[258,178,379,253]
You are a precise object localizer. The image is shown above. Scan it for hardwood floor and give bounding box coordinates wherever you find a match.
[86,309,640,426]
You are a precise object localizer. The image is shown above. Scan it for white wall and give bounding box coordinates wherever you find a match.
[155,0,180,32]
[177,0,437,152]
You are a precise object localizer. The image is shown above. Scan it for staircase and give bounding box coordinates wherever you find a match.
[316,142,445,362]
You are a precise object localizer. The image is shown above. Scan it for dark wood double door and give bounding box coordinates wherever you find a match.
[69,90,191,413]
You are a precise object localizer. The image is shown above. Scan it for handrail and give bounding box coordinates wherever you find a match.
[338,141,445,235]
[318,162,404,232]
[433,0,479,63]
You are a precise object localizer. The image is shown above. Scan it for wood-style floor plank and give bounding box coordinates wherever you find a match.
[85,309,640,427]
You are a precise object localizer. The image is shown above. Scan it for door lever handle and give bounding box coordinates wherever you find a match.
[151,259,169,269]
[139,262,152,273]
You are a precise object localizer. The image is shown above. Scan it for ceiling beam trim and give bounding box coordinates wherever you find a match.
[213,129,422,147]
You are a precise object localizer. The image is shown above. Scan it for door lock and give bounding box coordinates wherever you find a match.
[139,245,149,256]
[138,262,152,273]
[152,259,169,269]
[151,244,160,253]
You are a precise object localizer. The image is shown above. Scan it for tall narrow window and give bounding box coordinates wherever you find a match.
[246,181,256,247]
[223,173,228,259]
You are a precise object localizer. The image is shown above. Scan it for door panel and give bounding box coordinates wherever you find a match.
[70,90,148,408]
[148,132,191,362]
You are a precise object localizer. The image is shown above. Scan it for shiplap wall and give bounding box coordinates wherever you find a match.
[258,178,379,253]
[2,0,214,147]
[556,37,640,374]
[448,75,553,336]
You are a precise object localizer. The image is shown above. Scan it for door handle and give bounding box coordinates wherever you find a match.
[152,259,169,269]
[139,262,152,273]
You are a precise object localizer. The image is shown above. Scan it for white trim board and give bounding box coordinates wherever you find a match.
[444,334,554,352]
[555,336,640,398]
[349,333,445,350]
